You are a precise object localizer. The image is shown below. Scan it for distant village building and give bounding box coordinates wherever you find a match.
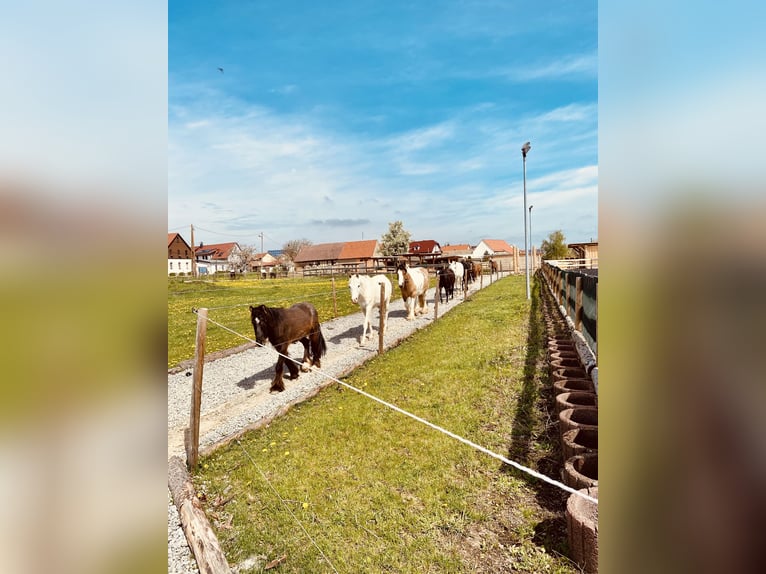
[294,240,383,274]
[471,239,516,260]
[441,244,473,259]
[168,232,193,275]
[194,241,242,274]
[470,239,520,273]
[249,252,280,276]
[402,240,442,265]
[567,242,599,262]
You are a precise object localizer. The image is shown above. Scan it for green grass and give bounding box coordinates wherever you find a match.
[167,273,417,369]
[192,275,578,573]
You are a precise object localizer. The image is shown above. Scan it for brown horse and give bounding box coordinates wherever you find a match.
[249,302,327,392]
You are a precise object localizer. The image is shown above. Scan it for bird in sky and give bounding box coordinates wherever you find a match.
[217,67,224,73]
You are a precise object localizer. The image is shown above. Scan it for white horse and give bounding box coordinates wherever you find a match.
[396,262,429,320]
[449,260,464,291]
[348,274,392,344]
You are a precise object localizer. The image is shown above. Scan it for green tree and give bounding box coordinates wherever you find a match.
[380,221,411,256]
[540,230,569,260]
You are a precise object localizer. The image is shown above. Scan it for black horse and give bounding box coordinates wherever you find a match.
[249,302,327,392]
[436,266,455,303]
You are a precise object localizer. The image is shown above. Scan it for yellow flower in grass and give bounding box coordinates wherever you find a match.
[284,451,290,456]
[302,502,309,509]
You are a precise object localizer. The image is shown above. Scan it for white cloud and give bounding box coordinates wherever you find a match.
[509,53,597,81]
[270,84,298,95]
[169,92,597,247]
[386,121,455,152]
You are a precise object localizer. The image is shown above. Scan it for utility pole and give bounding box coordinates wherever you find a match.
[190,224,197,277]
[258,232,264,254]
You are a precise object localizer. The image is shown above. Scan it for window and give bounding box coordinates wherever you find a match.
[170,261,173,269]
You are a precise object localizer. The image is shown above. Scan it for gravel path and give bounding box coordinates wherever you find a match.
[167,275,505,573]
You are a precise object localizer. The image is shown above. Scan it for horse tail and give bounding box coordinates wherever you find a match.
[315,324,327,358]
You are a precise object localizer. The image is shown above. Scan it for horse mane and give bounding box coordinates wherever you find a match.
[400,266,416,296]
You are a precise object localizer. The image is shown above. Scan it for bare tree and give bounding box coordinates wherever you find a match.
[283,238,313,262]
[231,244,259,272]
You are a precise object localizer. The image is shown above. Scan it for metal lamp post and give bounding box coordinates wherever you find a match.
[529,204,534,273]
[522,141,531,299]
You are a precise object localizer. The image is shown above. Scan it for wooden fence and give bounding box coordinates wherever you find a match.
[541,260,598,355]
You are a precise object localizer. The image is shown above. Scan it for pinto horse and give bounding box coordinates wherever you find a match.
[249,302,327,392]
[348,274,392,344]
[396,262,429,320]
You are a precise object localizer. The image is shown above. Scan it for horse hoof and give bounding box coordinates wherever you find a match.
[301,362,310,372]
[270,385,285,393]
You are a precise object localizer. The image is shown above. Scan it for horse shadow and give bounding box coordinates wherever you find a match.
[235,342,310,390]
[326,324,362,345]
[236,366,273,390]
[500,278,568,514]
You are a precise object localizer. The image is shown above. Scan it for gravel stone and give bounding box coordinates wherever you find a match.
[167,275,505,572]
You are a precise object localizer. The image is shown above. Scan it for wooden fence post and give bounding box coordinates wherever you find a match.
[556,269,565,305]
[331,277,338,318]
[434,289,439,320]
[378,282,386,355]
[187,307,207,470]
[575,276,583,332]
[169,456,232,574]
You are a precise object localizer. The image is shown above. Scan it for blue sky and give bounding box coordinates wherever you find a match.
[168,1,597,252]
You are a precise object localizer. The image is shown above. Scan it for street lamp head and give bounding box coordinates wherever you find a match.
[529,205,533,212]
[521,141,531,157]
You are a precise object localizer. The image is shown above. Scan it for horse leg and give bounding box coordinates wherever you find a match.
[309,331,323,368]
[359,305,370,345]
[278,343,298,379]
[405,297,414,320]
[299,337,311,372]
[271,347,287,392]
[418,292,428,315]
[362,305,374,344]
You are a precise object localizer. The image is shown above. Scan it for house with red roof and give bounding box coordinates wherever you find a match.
[194,241,242,274]
[168,233,193,275]
[407,239,442,256]
[441,243,473,259]
[295,240,382,274]
[471,239,516,259]
[249,251,281,276]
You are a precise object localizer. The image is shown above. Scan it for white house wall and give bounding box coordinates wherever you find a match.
[168,259,193,275]
[471,241,491,259]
